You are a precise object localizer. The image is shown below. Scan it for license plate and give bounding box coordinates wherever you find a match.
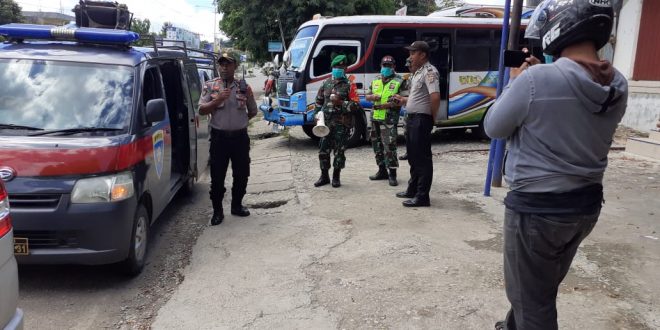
[13,237,29,256]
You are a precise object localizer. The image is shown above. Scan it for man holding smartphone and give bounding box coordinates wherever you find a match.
[485,1,628,329]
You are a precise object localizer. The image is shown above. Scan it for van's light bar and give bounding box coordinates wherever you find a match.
[0,24,140,44]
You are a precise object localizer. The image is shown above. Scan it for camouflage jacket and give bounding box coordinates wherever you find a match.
[314,77,359,126]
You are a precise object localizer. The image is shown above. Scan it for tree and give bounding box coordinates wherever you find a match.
[401,0,437,16]
[218,0,397,62]
[160,21,173,37]
[436,0,465,10]
[0,0,23,25]
[130,18,153,46]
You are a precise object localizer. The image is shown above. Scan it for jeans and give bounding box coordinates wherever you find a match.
[502,208,600,330]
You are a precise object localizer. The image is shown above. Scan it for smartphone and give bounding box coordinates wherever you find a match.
[503,50,529,67]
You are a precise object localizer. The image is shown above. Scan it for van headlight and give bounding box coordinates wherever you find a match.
[71,172,134,203]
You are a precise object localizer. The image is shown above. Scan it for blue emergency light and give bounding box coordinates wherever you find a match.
[0,24,140,45]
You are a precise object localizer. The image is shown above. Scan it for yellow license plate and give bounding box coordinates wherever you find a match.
[13,237,29,256]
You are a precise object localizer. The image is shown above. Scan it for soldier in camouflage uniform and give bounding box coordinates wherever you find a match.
[366,55,407,186]
[313,54,359,188]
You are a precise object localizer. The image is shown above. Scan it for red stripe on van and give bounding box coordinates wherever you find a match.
[0,136,154,177]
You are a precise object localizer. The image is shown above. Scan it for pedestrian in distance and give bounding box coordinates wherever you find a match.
[366,55,408,186]
[484,0,628,329]
[391,41,441,207]
[199,53,258,226]
[312,54,360,188]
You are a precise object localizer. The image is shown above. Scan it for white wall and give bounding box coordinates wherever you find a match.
[612,0,643,79]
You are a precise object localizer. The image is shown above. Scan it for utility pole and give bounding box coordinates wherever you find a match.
[212,0,218,52]
[275,16,287,53]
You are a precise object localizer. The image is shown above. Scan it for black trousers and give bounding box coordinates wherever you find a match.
[405,113,433,200]
[209,128,250,211]
[502,208,600,330]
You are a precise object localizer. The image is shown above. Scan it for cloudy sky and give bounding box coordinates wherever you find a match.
[16,0,507,42]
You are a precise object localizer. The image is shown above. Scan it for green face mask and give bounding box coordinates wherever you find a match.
[380,67,394,77]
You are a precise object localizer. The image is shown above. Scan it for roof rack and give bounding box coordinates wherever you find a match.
[139,34,219,72]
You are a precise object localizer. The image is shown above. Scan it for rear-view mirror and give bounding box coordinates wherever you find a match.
[146,98,166,123]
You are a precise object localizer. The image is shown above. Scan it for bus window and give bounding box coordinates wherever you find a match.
[421,33,451,99]
[453,29,492,72]
[312,43,359,77]
[373,29,416,73]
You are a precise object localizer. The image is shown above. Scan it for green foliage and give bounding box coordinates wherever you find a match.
[401,0,437,16]
[160,21,173,37]
[0,0,23,25]
[130,18,154,46]
[218,0,397,62]
[436,0,465,10]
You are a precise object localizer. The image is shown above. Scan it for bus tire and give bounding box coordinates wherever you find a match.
[120,204,149,277]
[302,124,320,141]
[472,116,491,140]
[346,114,366,148]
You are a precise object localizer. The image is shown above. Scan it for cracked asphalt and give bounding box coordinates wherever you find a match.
[152,121,660,329]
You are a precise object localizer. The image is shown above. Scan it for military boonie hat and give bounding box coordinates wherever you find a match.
[404,41,431,53]
[331,54,347,67]
[217,53,237,64]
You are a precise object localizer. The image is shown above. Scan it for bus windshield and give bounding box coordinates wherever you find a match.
[0,59,134,135]
[289,25,319,70]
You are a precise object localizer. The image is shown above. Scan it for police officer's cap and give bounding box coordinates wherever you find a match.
[217,53,237,65]
[381,55,396,65]
[331,55,347,67]
[404,41,430,54]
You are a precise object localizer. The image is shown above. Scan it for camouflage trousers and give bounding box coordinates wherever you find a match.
[319,124,349,170]
[370,120,399,168]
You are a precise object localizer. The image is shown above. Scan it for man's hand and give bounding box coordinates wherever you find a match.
[391,94,406,106]
[212,88,231,104]
[510,48,541,79]
[367,94,381,102]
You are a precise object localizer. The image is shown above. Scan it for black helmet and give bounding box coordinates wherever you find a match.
[525,0,614,56]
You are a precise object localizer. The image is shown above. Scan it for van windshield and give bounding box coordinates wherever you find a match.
[289,25,318,70]
[0,59,134,135]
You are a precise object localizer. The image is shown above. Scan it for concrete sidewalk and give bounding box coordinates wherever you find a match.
[153,121,660,329]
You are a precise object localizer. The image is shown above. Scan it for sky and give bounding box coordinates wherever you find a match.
[15,0,508,42]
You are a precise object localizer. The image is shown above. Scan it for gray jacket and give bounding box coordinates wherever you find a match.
[485,57,628,193]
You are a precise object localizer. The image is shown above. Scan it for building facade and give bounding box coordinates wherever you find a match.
[613,0,660,131]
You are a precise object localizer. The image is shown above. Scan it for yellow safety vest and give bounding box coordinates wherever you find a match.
[371,77,402,121]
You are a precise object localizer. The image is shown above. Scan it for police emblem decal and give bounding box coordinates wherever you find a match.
[286,82,294,96]
[152,130,165,179]
[0,166,16,182]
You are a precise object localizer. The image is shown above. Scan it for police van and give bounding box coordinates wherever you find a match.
[0,23,208,275]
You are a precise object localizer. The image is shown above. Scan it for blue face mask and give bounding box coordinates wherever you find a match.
[380,67,394,77]
[331,68,345,79]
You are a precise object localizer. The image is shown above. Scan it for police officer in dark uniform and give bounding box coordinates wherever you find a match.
[199,53,258,225]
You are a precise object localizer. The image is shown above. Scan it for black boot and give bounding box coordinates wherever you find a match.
[231,203,250,217]
[314,170,330,187]
[332,168,341,188]
[210,209,224,226]
[369,165,388,180]
[388,169,398,186]
[399,153,408,161]
[210,196,224,226]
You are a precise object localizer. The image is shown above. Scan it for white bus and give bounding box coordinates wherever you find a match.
[260,6,537,146]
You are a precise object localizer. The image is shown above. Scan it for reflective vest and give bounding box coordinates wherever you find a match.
[371,76,402,121]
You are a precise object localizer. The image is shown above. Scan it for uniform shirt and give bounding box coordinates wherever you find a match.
[405,62,440,115]
[199,78,258,131]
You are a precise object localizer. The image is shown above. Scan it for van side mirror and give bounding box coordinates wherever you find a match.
[146,98,166,123]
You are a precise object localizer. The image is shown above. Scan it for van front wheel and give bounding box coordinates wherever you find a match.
[120,204,149,276]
